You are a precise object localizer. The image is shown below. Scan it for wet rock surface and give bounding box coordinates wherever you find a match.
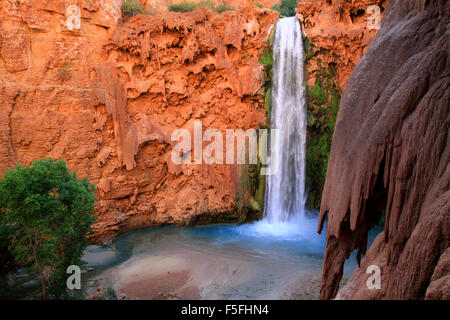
[319,0,449,300]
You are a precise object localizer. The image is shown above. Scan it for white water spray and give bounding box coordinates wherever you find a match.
[264,17,308,224]
[238,17,318,239]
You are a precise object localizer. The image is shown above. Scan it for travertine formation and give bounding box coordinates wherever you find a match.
[319,0,449,299]
[298,0,384,210]
[0,1,278,240]
[298,0,387,88]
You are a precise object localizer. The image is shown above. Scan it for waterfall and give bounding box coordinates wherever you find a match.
[264,17,307,224]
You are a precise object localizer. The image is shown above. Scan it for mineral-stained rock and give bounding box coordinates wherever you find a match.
[318,0,449,299]
[298,0,385,210]
[298,0,387,89]
[0,1,278,241]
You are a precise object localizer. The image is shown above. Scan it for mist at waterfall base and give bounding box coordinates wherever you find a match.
[82,223,382,299]
[246,16,310,240]
[80,18,382,299]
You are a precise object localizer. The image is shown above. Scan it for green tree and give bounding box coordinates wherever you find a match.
[0,222,17,298]
[168,1,198,12]
[272,0,297,17]
[215,4,234,13]
[0,159,97,299]
[122,0,143,17]
[271,3,281,12]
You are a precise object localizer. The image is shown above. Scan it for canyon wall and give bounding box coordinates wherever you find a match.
[0,0,278,241]
[298,0,387,89]
[318,0,449,299]
[297,0,386,209]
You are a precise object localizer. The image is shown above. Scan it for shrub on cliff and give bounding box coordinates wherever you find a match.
[215,4,234,13]
[271,3,281,13]
[272,0,297,17]
[56,64,72,80]
[0,159,97,299]
[0,222,17,298]
[122,0,143,17]
[168,1,198,12]
[169,1,234,13]
[305,65,340,209]
[0,223,16,277]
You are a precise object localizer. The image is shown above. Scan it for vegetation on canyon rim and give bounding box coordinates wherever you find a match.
[168,1,234,13]
[122,0,143,17]
[271,0,297,17]
[0,159,97,299]
[122,0,297,15]
[303,38,341,210]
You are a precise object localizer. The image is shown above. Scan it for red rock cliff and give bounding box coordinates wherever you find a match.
[297,0,388,88]
[297,0,385,209]
[298,0,387,89]
[0,1,278,240]
[318,0,449,299]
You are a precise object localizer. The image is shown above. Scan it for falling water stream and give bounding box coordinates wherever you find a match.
[265,16,307,224]
[246,16,315,238]
[74,18,382,300]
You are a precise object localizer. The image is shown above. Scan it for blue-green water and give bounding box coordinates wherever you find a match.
[80,15,386,301]
[82,216,382,299]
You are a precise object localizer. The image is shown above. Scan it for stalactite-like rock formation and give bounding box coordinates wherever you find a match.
[319,0,449,299]
[0,1,278,241]
[297,0,387,89]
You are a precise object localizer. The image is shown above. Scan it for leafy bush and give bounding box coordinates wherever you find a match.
[0,220,20,299]
[57,64,71,76]
[168,1,198,12]
[271,3,281,12]
[305,105,337,209]
[264,87,272,123]
[215,4,234,13]
[305,62,340,209]
[0,223,17,298]
[0,224,16,278]
[310,80,328,106]
[57,64,72,81]
[259,46,273,67]
[169,1,235,13]
[259,23,275,123]
[0,158,97,299]
[122,0,143,17]
[271,0,297,16]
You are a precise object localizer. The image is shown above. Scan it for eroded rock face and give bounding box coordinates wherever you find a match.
[298,0,385,210]
[319,0,449,300]
[0,1,278,240]
[298,0,387,88]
